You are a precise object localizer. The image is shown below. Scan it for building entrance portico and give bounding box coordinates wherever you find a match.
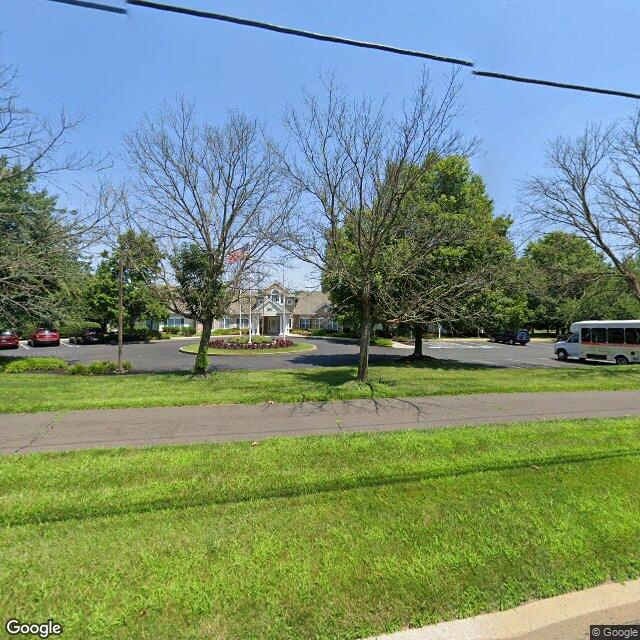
[262,316,281,335]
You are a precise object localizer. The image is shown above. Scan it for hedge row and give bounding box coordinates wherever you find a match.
[1,357,133,375]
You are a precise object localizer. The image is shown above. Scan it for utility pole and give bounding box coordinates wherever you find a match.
[118,255,124,374]
[281,263,286,336]
[248,284,252,344]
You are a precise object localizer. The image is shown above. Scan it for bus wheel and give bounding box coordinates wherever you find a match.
[556,349,568,361]
[615,355,630,365]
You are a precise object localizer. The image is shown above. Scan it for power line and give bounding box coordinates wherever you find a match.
[42,0,640,101]
[125,0,475,67]
[45,0,126,14]
[473,70,640,100]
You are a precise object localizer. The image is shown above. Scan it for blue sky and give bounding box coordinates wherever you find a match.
[4,0,640,286]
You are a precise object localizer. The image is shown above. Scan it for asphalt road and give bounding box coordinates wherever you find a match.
[1,336,592,372]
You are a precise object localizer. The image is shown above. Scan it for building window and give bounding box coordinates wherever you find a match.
[300,317,310,329]
[167,316,185,328]
[314,317,327,329]
[288,317,293,329]
[270,290,281,303]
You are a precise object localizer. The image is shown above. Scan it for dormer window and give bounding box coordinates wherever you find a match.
[270,290,281,303]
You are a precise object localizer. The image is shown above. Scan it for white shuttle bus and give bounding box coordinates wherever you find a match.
[554,320,640,365]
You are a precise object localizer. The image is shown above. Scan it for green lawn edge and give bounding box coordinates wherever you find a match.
[0,361,638,413]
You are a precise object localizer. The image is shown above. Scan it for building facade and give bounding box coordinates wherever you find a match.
[148,284,340,335]
[213,284,341,335]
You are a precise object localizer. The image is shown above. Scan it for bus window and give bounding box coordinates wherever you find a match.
[567,333,578,343]
[581,328,591,342]
[592,328,607,343]
[608,328,624,344]
[626,328,640,344]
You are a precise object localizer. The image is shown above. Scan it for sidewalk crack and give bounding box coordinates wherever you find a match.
[12,412,65,454]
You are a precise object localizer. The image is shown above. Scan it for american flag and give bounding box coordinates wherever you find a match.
[226,245,248,264]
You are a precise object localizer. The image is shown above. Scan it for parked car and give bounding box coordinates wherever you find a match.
[69,328,106,345]
[0,329,20,349]
[490,330,530,345]
[27,327,60,347]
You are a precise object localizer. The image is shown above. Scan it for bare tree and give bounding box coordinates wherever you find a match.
[523,111,640,301]
[124,98,287,375]
[280,69,475,381]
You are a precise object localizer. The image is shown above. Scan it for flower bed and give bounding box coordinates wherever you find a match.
[207,337,294,350]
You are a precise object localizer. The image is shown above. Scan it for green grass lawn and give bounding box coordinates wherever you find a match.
[0,359,639,413]
[1,417,640,639]
[179,341,316,356]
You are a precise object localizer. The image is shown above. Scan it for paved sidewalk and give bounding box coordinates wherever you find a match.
[1,390,639,454]
[363,579,640,640]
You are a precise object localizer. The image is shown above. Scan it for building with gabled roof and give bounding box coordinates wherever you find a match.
[213,283,340,335]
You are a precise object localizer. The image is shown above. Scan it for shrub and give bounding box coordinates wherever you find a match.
[179,326,196,336]
[226,336,271,345]
[211,328,249,336]
[68,360,133,375]
[310,328,340,337]
[370,337,393,347]
[106,328,153,343]
[290,329,311,336]
[57,321,102,339]
[207,337,294,350]
[4,357,69,373]
[162,326,181,335]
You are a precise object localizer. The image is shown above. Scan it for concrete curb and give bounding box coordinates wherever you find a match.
[362,579,640,640]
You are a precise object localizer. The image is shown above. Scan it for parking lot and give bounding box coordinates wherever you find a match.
[0,336,595,372]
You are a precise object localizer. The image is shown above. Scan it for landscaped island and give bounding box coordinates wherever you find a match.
[180,336,317,356]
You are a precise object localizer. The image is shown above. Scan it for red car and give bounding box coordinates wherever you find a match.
[27,327,60,347]
[0,329,19,349]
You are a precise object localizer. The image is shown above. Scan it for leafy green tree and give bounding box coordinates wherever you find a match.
[83,230,166,331]
[324,156,520,356]
[0,158,87,329]
[523,231,609,333]
[386,156,519,356]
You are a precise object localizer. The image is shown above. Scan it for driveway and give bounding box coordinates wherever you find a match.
[1,337,588,372]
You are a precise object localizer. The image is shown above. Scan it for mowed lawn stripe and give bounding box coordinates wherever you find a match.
[2,418,640,526]
[1,418,640,639]
[0,360,639,413]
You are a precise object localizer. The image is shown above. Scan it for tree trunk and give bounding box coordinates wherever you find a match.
[193,317,213,376]
[357,303,371,382]
[413,324,424,357]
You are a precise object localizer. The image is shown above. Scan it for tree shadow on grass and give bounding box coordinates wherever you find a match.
[288,357,505,390]
[10,446,640,528]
